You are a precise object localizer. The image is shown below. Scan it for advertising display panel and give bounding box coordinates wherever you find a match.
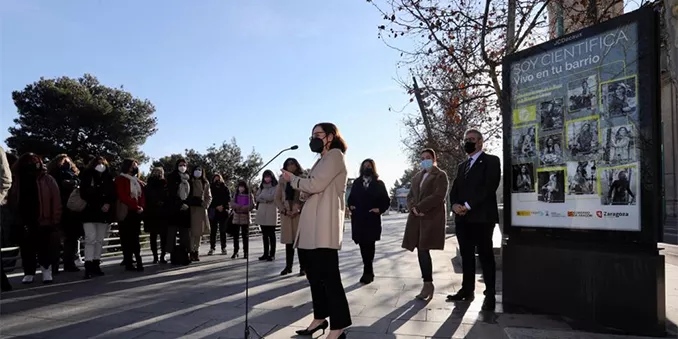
[503,10,656,232]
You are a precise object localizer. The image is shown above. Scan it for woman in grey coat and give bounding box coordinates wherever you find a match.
[256,170,279,261]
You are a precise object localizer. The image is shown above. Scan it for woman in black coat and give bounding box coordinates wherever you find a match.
[144,167,169,263]
[347,159,390,284]
[165,158,192,265]
[208,174,231,256]
[46,154,81,273]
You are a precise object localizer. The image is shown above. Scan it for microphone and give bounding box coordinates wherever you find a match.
[248,145,299,181]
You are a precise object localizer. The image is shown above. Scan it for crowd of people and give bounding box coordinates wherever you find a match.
[0,123,500,339]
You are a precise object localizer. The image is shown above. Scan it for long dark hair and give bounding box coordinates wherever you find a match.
[120,158,138,176]
[85,156,111,172]
[191,165,208,184]
[12,153,44,176]
[313,122,347,154]
[359,158,379,178]
[260,169,278,189]
[283,157,303,176]
[236,180,250,194]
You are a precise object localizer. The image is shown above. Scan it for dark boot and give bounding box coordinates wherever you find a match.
[135,253,144,272]
[1,272,12,292]
[83,261,93,280]
[93,260,105,276]
[152,253,159,264]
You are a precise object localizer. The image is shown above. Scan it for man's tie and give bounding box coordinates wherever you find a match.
[464,159,472,177]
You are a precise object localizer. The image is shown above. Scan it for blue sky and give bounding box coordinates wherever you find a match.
[0,0,412,189]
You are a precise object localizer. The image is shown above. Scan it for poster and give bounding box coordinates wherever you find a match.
[508,22,641,231]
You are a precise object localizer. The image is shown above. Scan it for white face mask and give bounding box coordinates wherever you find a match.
[95,164,106,173]
[178,165,187,173]
[193,170,202,178]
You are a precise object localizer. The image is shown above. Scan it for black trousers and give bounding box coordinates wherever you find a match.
[358,241,375,276]
[165,225,191,254]
[120,213,142,265]
[149,228,167,259]
[260,225,276,257]
[299,248,352,330]
[231,224,249,254]
[210,212,228,250]
[456,222,496,295]
[21,225,60,275]
[285,244,304,271]
[417,248,433,282]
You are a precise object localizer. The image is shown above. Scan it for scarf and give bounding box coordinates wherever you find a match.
[120,173,142,200]
[178,172,190,200]
[362,176,372,189]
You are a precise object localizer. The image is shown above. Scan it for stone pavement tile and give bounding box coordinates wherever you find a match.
[358,302,428,322]
[245,307,311,326]
[187,319,276,339]
[114,299,194,314]
[388,318,465,338]
[504,327,660,339]
[0,315,70,338]
[461,322,510,339]
[344,316,394,334]
[0,299,45,316]
[83,309,158,327]
[32,321,149,339]
[261,325,314,339]
[185,302,253,320]
[496,314,572,330]
[349,332,427,339]
[135,312,214,334]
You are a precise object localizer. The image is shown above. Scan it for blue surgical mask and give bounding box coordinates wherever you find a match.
[420,159,433,170]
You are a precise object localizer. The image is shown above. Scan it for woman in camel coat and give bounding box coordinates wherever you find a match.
[274,158,305,276]
[402,148,449,301]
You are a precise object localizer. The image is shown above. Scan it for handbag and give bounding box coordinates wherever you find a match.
[66,187,87,212]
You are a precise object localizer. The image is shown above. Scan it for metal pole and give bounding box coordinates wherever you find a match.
[664,0,678,86]
[556,0,565,37]
[507,0,516,52]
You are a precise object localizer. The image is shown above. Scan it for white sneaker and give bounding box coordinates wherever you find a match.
[22,275,34,284]
[42,266,53,284]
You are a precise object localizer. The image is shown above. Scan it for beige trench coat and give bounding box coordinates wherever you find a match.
[402,166,449,251]
[255,184,278,226]
[274,176,304,244]
[190,180,213,235]
[290,148,347,250]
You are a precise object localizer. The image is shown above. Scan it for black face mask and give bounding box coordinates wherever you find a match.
[61,163,71,171]
[309,137,325,153]
[463,141,476,154]
[131,167,139,175]
[362,168,374,177]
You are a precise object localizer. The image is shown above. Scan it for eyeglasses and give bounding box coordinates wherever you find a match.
[309,132,326,141]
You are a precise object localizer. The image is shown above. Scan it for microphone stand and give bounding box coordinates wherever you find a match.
[243,145,298,339]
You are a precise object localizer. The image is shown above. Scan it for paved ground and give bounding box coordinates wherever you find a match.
[0,213,676,339]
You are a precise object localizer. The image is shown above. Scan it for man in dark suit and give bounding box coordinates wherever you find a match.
[446,129,501,311]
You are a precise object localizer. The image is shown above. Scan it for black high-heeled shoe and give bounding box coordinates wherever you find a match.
[231,252,239,259]
[295,320,328,336]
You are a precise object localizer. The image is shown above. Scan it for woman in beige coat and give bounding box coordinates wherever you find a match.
[281,122,351,339]
[255,170,279,261]
[275,158,305,276]
[187,165,212,262]
[402,148,449,301]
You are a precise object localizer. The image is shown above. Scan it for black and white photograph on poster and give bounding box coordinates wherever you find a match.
[568,76,597,113]
[539,98,564,132]
[537,169,565,203]
[512,163,535,193]
[602,124,636,164]
[566,161,597,195]
[599,165,638,205]
[566,117,600,158]
[601,76,637,118]
[538,134,564,166]
[512,125,537,160]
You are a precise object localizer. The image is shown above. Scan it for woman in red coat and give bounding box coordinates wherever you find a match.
[115,158,146,271]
